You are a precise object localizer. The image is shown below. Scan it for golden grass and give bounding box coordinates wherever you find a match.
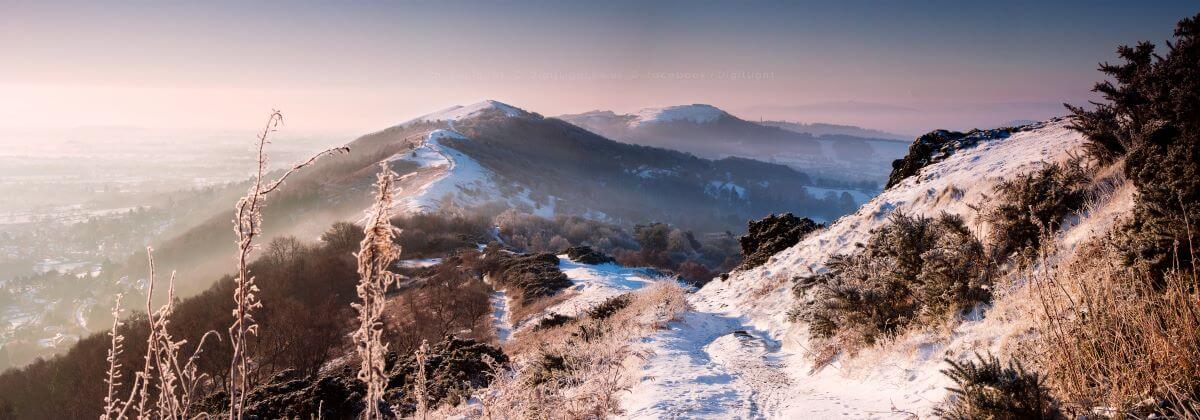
[1032,237,1200,416]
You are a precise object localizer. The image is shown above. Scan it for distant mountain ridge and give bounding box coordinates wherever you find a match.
[759,120,908,141]
[559,104,910,185]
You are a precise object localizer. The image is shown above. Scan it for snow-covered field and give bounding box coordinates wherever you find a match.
[621,118,1098,418]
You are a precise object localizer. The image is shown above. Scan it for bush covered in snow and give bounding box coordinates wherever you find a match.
[934,354,1062,420]
[794,212,992,347]
[985,160,1088,262]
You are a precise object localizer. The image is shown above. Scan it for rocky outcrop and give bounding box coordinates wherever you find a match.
[488,252,572,303]
[886,127,1022,188]
[736,213,822,271]
[387,336,509,416]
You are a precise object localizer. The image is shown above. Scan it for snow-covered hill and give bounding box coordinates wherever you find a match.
[629,104,729,126]
[345,100,856,229]
[619,118,1127,418]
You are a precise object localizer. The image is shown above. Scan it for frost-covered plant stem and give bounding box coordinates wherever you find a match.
[228,110,348,420]
[414,340,429,420]
[353,163,402,419]
[133,248,160,420]
[100,294,126,420]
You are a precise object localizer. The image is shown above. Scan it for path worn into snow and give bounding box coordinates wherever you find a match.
[622,295,914,419]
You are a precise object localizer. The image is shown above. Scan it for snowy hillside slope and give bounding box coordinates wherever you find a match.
[410,100,530,123]
[630,104,729,126]
[622,118,1127,418]
[385,128,554,217]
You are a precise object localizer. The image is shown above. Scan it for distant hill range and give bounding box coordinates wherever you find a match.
[345,100,861,230]
[558,104,911,185]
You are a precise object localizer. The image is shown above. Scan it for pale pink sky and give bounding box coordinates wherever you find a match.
[2,1,1196,137]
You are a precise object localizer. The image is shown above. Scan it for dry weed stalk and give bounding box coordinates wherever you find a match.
[353,163,402,419]
[414,339,429,420]
[105,248,220,420]
[150,272,218,419]
[133,248,161,419]
[228,110,348,419]
[100,294,126,420]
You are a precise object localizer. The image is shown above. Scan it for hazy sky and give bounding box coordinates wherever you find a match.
[3,0,1197,136]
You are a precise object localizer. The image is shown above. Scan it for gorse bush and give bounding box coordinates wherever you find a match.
[795,212,992,347]
[1067,12,1200,275]
[986,160,1089,262]
[586,294,632,321]
[934,354,1063,420]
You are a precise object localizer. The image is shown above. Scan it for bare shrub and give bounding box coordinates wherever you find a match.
[385,252,493,352]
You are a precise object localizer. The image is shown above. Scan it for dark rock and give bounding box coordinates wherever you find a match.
[240,365,368,420]
[737,213,822,271]
[386,335,509,416]
[564,245,616,264]
[218,336,506,419]
[886,127,1020,188]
